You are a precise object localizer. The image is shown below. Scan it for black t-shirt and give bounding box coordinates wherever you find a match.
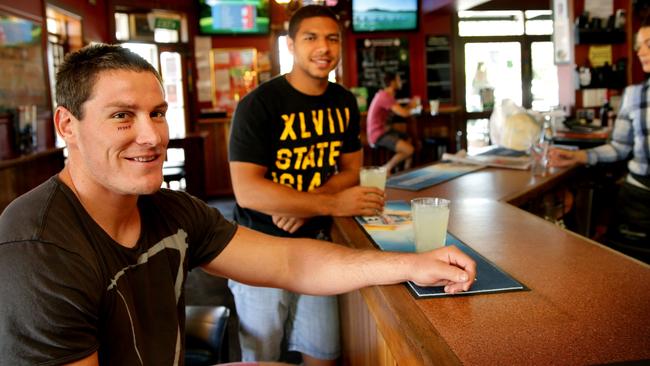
[229,76,361,237]
[0,177,237,365]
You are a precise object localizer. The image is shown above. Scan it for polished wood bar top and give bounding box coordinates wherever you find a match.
[333,165,650,365]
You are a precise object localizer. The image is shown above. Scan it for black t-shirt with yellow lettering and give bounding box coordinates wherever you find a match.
[229,75,361,238]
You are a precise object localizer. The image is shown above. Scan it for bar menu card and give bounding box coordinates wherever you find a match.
[355,201,527,298]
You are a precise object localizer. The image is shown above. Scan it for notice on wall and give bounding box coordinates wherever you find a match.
[194,36,213,102]
[588,45,612,67]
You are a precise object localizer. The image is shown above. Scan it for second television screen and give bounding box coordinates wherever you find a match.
[352,0,418,32]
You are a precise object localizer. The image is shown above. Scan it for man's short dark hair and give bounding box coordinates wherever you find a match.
[383,72,397,87]
[56,43,162,120]
[288,5,339,39]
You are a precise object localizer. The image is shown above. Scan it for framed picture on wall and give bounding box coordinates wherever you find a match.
[209,48,258,114]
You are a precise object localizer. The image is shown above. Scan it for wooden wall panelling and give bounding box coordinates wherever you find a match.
[197,117,232,197]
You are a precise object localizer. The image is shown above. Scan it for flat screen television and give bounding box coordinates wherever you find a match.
[352,0,419,32]
[198,0,270,35]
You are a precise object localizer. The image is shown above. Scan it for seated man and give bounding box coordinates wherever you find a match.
[0,44,476,365]
[366,72,417,172]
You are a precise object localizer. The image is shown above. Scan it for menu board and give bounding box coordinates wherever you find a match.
[356,38,410,103]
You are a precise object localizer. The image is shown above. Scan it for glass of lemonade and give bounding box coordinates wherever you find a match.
[359,166,387,190]
[411,197,450,252]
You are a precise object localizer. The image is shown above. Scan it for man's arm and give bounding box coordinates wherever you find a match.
[271,150,369,233]
[390,99,418,118]
[64,352,99,366]
[548,148,588,167]
[310,150,362,194]
[202,226,476,295]
[230,159,384,218]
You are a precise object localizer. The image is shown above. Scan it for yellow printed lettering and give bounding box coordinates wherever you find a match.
[276,149,291,170]
[344,107,350,128]
[315,142,328,167]
[327,108,335,134]
[311,110,324,136]
[280,114,297,141]
[299,112,311,139]
[301,145,316,170]
[279,173,295,188]
[307,172,321,191]
[335,108,345,133]
[271,171,279,183]
[293,146,308,170]
[329,141,342,166]
[296,174,303,191]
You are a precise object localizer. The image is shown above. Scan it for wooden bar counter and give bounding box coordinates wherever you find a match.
[333,165,650,365]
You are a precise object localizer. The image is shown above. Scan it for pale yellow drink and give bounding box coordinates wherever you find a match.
[411,198,450,252]
[359,166,387,190]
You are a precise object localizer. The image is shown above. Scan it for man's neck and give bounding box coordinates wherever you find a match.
[285,71,329,96]
[59,166,141,248]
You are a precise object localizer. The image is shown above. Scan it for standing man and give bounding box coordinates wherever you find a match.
[549,20,650,249]
[366,72,416,173]
[228,5,384,366]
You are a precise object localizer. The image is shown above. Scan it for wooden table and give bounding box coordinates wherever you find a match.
[334,165,650,365]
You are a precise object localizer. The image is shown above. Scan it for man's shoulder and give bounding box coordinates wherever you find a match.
[243,76,287,100]
[0,177,60,243]
[327,82,355,99]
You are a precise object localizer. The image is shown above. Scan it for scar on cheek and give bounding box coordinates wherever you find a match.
[117,126,131,131]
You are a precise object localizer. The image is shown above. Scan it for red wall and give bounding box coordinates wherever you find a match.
[51,0,110,42]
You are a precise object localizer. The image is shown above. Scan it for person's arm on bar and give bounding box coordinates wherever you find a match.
[203,226,477,295]
[229,159,384,219]
[548,148,588,167]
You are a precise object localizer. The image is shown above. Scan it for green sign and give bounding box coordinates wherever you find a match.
[155,18,180,30]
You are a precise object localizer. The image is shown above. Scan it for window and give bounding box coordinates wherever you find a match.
[115,11,187,44]
[458,9,557,153]
[46,5,83,148]
[116,10,189,139]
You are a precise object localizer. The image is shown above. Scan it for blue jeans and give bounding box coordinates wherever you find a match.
[228,281,340,362]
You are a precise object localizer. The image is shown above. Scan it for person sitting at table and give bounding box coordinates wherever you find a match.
[366,72,417,173]
[548,20,650,251]
[0,43,476,365]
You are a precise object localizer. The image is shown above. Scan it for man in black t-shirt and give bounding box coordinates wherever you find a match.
[0,43,476,366]
[228,6,385,365]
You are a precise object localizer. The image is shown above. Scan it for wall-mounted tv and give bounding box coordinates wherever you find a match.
[352,0,419,32]
[198,0,270,35]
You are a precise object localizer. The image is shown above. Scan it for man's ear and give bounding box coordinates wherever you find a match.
[54,106,76,145]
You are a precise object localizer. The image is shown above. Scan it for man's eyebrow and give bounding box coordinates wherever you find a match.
[105,102,168,110]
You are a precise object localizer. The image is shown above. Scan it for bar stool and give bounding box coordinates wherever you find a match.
[367,144,391,166]
[185,305,230,366]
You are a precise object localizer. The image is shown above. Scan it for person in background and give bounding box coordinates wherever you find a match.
[227,5,389,365]
[548,20,650,250]
[0,43,476,366]
[366,71,417,173]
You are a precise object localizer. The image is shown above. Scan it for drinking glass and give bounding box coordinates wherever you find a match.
[411,197,450,252]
